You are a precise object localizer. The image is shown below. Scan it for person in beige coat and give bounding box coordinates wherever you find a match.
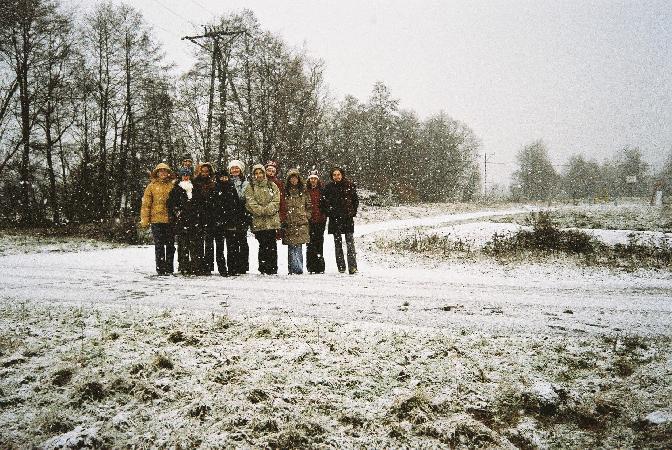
[283,169,311,274]
[140,163,175,275]
[244,164,281,274]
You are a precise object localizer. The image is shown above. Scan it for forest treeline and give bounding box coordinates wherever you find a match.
[0,1,668,226]
[0,0,480,226]
[510,140,671,202]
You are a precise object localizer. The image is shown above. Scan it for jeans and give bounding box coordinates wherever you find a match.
[334,232,357,273]
[254,230,278,274]
[151,224,175,274]
[307,222,325,273]
[287,244,304,274]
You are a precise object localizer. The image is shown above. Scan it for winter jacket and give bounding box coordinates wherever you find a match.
[167,180,201,234]
[283,169,311,245]
[320,169,359,235]
[211,178,249,232]
[192,165,216,229]
[244,164,281,232]
[307,181,326,224]
[140,163,175,226]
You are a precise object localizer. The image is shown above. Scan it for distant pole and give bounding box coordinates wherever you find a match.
[484,153,488,198]
[481,153,494,199]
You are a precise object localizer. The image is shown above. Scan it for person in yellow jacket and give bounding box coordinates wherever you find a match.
[140,163,176,275]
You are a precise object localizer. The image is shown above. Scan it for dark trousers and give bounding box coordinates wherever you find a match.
[240,229,250,272]
[176,232,200,274]
[334,232,357,273]
[254,229,278,274]
[224,229,248,275]
[204,229,216,273]
[212,231,228,275]
[151,224,175,274]
[307,222,326,273]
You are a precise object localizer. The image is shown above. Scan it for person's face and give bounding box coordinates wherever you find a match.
[229,166,241,177]
[309,177,318,188]
[157,169,169,180]
[182,160,192,168]
[181,174,191,182]
[200,166,210,176]
[254,169,265,181]
[265,166,276,178]
[289,175,299,186]
[332,170,343,182]
[220,175,229,183]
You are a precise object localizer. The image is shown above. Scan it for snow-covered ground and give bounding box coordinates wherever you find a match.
[1,203,671,447]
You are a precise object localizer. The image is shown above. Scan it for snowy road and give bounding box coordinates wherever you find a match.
[2,208,671,336]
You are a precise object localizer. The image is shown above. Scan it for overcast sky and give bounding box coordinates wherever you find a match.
[75,0,672,184]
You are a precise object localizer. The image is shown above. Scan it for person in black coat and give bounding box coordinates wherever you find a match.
[167,167,201,275]
[320,166,359,274]
[192,162,216,275]
[211,169,250,276]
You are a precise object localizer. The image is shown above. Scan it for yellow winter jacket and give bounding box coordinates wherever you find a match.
[140,163,175,226]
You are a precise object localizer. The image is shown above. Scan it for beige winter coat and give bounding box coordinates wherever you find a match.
[244,164,281,232]
[140,163,175,226]
[283,169,311,245]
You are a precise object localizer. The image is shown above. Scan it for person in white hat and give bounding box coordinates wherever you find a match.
[226,159,251,275]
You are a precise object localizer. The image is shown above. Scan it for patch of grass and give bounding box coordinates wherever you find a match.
[252,418,279,433]
[188,403,211,420]
[390,389,434,425]
[52,367,74,387]
[247,389,270,404]
[213,315,235,330]
[484,212,596,257]
[167,330,186,343]
[211,367,245,385]
[380,233,475,258]
[485,212,672,269]
[152,354,174,370]
[78,380,106,402]
[34,408,75,435]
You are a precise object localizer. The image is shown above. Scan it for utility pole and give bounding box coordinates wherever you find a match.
[182,27,246,165]
[481,152,495,199]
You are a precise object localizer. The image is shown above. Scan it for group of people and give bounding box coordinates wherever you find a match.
[139,155,360,277]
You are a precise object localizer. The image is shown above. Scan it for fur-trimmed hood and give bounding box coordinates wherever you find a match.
[150,163,173,180]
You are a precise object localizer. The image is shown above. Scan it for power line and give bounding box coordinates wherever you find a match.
[147,0,200,29]
[187,0,218,17]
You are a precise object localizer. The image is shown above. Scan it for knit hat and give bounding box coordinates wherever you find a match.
[181,154,193,163]
[177,167,193,177]
[265,160,279,171]
[307,169,319,180]
[216,168,229,178]
[227,159,245,173]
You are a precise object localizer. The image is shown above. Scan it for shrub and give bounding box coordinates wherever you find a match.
[484,212,596,257]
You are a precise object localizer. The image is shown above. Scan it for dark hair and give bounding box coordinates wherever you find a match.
[285,172,304,194]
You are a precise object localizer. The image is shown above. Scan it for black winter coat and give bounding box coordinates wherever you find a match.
[167,183,201,234]
[193,176,216,229]
[211,179,250,232]
[320,179,359,234]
